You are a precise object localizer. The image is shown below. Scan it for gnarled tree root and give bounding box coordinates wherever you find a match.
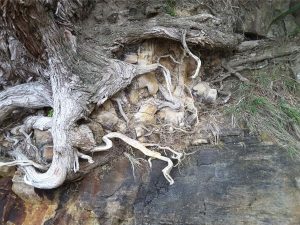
[7,147,69,189]
[0,82,53,123]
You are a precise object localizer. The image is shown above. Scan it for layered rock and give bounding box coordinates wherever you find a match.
[1,131,300,225]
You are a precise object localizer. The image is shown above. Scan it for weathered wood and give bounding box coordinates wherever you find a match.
[0,82,52,123]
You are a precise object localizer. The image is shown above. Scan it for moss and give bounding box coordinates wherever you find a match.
[47,109,54,117]
[165,0,176,16]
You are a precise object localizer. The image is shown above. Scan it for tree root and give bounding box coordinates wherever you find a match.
[222,63,249,83]
[19,151,69,189]
[92,132,182,185]
[0,82,53,123]
[158,64,173,99]
[156,84,182,110]
[124,152,148,181]
[0,146,69,189]
[23,116,52,132]
[157,54,181,65]
[228,45,300,67]
[0,159,48,170]
[184,85,199,126]
[181,30,201,79]
[73,150,94,172]
[143,143,183,166]
[77,150,94,164]
[113,97,129,125]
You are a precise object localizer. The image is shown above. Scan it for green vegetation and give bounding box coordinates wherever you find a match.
[165,0,176,17]
[225,65,300,156]
[47,109,54,117]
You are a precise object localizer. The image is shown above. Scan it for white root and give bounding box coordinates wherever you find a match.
[73,151,80,173]
[181,30,202,79]
[158,54,181,65]
[91,134,113,152]
[20,152,68,189]
[114,97,129,124]
[156,84,182,110]
[161,124,194,134]
[143,143,183,164]
[92,132,183,185]
[73,149,94,173]
[23,116,52,131]
[185,85,199,126]
[77,150,94,164]
[0,160,48,170]
[158,64,173,99]
[124,152,145,181]
[4,132,19,146]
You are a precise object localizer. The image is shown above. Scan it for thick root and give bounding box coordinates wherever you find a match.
[0,82,52,123]
[11,147,69,189]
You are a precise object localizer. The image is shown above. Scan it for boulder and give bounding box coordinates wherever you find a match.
[193,82,217,103]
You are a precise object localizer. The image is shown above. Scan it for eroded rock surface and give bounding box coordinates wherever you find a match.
[1,132,300,225]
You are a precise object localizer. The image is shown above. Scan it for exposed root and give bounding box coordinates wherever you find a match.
[20,152,68,189]
[158,54,181,65]
[24,116,52,131]
[181,30,201,79]
[0,82,53,123]
[218,90,232,104]
[208,120,220,144]
[143,143,183,166]
[4,132,19,146]
[211,73,232,84]
[73,151,80,173]
[73,150,94,173]
[161,124,194,134]
[91,134,113,152]
[113,97,129,124]
[184,85,199,126]
[93,132,183,185]
[77,150,94,164]
[0,159,48,170]
[228,45,300,67]
[1,147,67,189]
[157,84,182,110]
[124,152,145,181]
[158,64,173,99]
[222,62,249,83]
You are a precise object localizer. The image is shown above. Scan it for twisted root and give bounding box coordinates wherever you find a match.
[92,132,182,185]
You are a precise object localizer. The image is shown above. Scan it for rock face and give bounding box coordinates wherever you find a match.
[236,0,299,37]
[1,131,300,225]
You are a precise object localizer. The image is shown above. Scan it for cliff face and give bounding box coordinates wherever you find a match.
[0,0,300,224]
[1,130,300,225]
